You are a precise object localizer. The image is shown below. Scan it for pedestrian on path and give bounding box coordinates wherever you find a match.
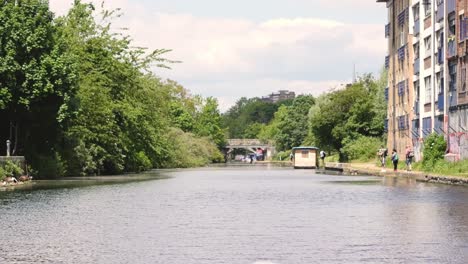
[378,146,388,168]
[405,145,414,171]
[319,150,326,169]
[391,149,399,172]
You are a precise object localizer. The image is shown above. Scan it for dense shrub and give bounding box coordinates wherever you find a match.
[165,128,224,168]
[342,136,383,162]
[3,161,24,177]
[31,152,66,179]
[274,150,291,161]
[0,167,6,181]
[422,133,446,171]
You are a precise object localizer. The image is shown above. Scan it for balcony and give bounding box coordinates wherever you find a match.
[447,0,456,14]
[448,39,457,58]
[385,56,389,69]
[414,59,420,75]
[436,1,444,22]
[385,24,390,38]
[384,87,389,101]
[413,19,420,36]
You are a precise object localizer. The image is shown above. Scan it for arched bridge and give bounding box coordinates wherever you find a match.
[225,139,275,160]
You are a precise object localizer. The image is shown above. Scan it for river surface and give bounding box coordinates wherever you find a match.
[1,166,468,264]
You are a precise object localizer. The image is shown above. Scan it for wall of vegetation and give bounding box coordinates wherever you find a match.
[0,0,225,178]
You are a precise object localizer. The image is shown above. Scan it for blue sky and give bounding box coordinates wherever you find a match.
[50,0,387,111]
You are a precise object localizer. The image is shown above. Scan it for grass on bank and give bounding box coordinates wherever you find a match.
[412,159,468,177]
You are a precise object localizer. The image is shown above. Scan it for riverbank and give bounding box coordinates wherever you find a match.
[325,162,468,186]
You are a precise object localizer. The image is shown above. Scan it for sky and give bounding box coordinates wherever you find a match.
[49,0,388,111]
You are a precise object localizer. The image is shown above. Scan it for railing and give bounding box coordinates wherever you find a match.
[398,81,406,96]
[413,19,420,36]
[398,45,405,61]
[436,1,444,22]
[398,9,407,26]
[414,59,420,75]
[385,24,390,38]
[448,39,457,58]
[384,87,389,101]
[447,0,456,14]
[385,56,389,69]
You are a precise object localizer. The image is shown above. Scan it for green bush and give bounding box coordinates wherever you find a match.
[3,160,24,177]
[32,152,66,179]
[422,133,446,171]
[165,128,225,168]
[274,150,291,161]
[131,151,152,172]
[0,167,6,181]
[342,136,383,162]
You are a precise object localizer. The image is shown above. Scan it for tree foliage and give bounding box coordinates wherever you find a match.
[0,1,226,177]
[309,74,387,160]
[222,97,292,138]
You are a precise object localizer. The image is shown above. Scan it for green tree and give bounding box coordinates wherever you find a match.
[196,97,226,148]
[0,0,77,174]
[309,74,386,160]
[274,95,315,151]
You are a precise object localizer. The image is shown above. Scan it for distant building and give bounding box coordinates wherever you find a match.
[261,90,296,103]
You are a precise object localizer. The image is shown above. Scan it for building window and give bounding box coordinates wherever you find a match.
[301,151,309,158]
[414,81,420,101]
[425,76,432,103]
[462,65,467,91]
[423,117,432,137]
[424,36,431,57]
[413,3,420,22]
[436,72,442,94]
[413,43,419,59]
[449,14,456,36]
[424,1,432,17]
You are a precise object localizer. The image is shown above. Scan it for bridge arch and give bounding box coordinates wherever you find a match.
[224,139,276,160]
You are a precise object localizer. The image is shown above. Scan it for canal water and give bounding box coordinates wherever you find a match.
[1,166,468,264]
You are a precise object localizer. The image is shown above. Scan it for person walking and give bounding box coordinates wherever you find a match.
[391,149,399,172]
[405,145,414,171]
[378,146,388,168]
[319,150,326,168]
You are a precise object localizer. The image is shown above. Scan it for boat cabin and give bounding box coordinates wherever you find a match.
[292,147,319,169]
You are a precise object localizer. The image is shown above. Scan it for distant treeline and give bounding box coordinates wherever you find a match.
[222,72,388,161]
[0,0,225,178]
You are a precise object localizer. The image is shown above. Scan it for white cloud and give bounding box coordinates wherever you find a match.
[49,0,386,111]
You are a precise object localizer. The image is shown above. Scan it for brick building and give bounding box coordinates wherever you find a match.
[378,0,468,161]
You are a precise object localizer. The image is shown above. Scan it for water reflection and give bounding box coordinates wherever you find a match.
[0,167,467,264]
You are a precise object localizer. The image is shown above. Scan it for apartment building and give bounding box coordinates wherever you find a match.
[261,90,296,103]
[379,0,468,161]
